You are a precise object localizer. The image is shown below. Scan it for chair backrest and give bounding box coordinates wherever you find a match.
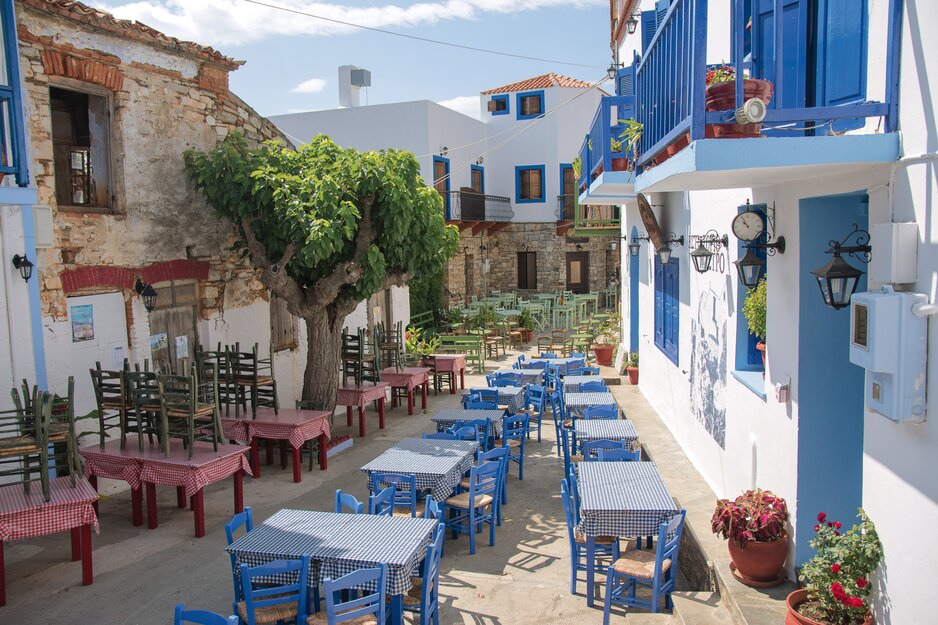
[540,352,557,358]
[422,432,457,440]
[449,425,477,440]
[490,378,515,388]
[423,495,442,521]
[485,374,497,387]
[496,372,524,386]
[158,372,197,413]
[334,489,364,514]
[174,604,238,625]
[567,466,581,524]
[579,381,607,393]
[467,460,500,498]
[583,404,618,420]
[570,352,586,360]
[502,414,529,448]
[239,556,309,625]
[598,448,641,462]
[583,366,601,376]
[582,439,625,461]
[549,390,564,421]
[526,384,546,412]
[368,485,396,516]
[514,355,526,369]
[323,564,387,625]
[478,446,508,498]
[654,510,687,590]
[546,365,561,385]
[224,507,254,602]
[416,525,445,615]
[470,388,499,405]
[369,473,417,516]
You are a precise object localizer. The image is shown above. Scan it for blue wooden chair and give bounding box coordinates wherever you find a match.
[583,404,618,420]
[546,365,562,390]
[368,485,396,516]
[599,448,641,462]
[549,390,566,458]
[495,372,523,386]
[566,363,585,376]
[513,354,526,369]
[560,478,620,595]
[174,604,238,625]
[464,390,498,410]
[444,460,499,554]
[485,373,498,387]
[540,352,557,358]
[603,510,687,620]
[334,489,364,514]
[369,472,420,517]
[489,377,515,388]
[423,431,457,440]
[401,524,445,625]
[524,384,547,442]
[559,423,582,480]
[579,381,608,393]
[461,446,508,524]
[224,507,253,615]
[452,418,490,451]
[583,366,601,376]
[502,414,529,481]
[582,439,625,461]
[238,556,309,625]
[316,564,386,625]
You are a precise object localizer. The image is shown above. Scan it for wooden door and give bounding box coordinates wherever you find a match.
[566,252,589,293]
[149,282,198,373]
[561,167,576,219]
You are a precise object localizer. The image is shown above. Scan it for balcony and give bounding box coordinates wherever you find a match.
[632,0,902,193]
[446,190,514,234]
[556,194,620,236]
[576,95,637,206]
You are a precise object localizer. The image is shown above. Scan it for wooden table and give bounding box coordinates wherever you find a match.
[380,367,430,415]
[221,407,331,481]
[0,477,98,606]
[336,381,389,437]
[427,354,466,393]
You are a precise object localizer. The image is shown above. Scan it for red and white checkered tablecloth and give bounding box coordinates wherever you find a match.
[428,355,466,373]
[139,443,253,498]
[0,477,99,542]
[80,446,144,490]
[222,411,331,450]
[336,382,388,409]
[380,367,430,391]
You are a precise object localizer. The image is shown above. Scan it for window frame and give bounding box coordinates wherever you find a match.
[515,90,545,120]
[0,0,29,186]
[432,155,450,218]
[735,204,767,373]
[654,256,680,365]
[470,164,485,194]
[270,294,297,352]
[490,94,509,116]
[515,164,546,204]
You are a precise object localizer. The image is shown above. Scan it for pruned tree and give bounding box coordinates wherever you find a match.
[184,133,458,407]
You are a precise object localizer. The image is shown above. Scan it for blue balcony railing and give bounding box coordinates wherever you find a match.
[634,0,901,172]
[0,0,29,187]
[576,95,635,192]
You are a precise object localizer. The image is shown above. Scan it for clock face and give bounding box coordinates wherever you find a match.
[732,211,764,242]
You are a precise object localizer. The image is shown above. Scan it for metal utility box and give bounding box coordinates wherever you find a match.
[849,287,928,422]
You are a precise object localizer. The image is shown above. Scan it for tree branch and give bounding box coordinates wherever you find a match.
[309,195,376,308]
[241,216,307,315]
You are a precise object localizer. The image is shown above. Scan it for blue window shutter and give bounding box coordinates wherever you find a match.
[815,0,868,132]
[664,261,679,362]
[751,0,808,134]
[641,11,657,54]
[655,0,670,28]
[615,63,635,122]
[654,260,664,348]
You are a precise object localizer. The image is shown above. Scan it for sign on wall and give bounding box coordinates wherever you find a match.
[70,304,94,342]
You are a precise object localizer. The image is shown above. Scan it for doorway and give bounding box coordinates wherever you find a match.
[566,251,589,293]
[148,281,198,373]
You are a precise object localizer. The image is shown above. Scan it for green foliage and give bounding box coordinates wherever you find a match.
[468,305,498,329]
[742,278,767,341]
[594,316,621,345]
[183,133,459,309]
[404,326,440,358]
[409,266,443,318]
[572,157,582,180]
[628,351,639,367]
[618,118,644,161]
[798,509,882,625]
[518,308,535,331]
[442,307,465,326]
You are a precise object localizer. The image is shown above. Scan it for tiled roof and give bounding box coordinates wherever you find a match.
[481,73,596,95]
[19,0,243,69]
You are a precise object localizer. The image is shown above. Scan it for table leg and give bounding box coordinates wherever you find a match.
[459,369,466,390]
[421,382,428,409]
[176,486,187,509]
[318,433,328,471]
[390,594,403,625]
[89,475,99,515]
[146,482,158,530]
[71,527,81,561]
[80,524,93,586]
[586,537,596,607]
[131,487,143,527]
[407,389,414,415]
[233,469,244,513]
[191,490,205,538]
[292,447,302,483]
[265,439,274,465]
[249,437,261,479]
[346,406,353,427]
[378,398,386,429]
[0,540,5,607]
[358,406,366,437]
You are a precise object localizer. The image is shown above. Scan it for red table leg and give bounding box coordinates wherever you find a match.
[89,475,99,515]
[131,487,143,527]
[421,381,428,409]
[0,540,5,607]
[318,433,328,471]
[250,437,261,479]
[80,524,93,586]
[346,406,353,426]
[176,486,187,509]
[146,483,158,529]
[459,368,466,389]
[265,439,274,465]
[192,490,205,538]
[407,389,414,415]
[233,469,244,513]
[292,447,302,483]
[359,407,366,437]
[71,527,81,561]
[449,372,456,395]
[378,397,386,429]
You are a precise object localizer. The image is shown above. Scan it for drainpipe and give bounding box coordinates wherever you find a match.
[20,204,48,389]
[870,152,938,222]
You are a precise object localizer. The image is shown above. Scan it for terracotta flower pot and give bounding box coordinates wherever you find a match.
[705,78,774,138]
[522,329,533,342]
[728,536,787,584]
[592,344,614,366]
[626,366,639,385]
[611,157,631,172]
[786,589,874,625]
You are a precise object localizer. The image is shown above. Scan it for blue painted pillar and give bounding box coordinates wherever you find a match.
[629,225,640,350]
[20,205,47,389]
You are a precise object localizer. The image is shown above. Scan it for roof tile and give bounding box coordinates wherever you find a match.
[481,73,596,95]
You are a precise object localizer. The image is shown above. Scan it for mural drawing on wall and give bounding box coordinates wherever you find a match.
[70,304,95,342]
[149,333,168,351]
[689,291,727,448]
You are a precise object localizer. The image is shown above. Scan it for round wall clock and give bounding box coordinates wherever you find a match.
[731,211,764,242]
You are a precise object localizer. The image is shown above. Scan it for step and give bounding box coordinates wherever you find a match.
[624,613,677,625]
[672,592,735,625]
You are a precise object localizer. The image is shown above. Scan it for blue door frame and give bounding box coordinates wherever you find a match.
[629,225,640,350]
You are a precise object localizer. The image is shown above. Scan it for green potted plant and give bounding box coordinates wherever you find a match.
[618,118,643,163]
[610,136,629,171]
[786,510,882,625]
[705,63,774,138]
[591,316,620,367]
[517,308,536,342]
[742,277,767,372]
[406,326,441,366]
[626,350,639,385]
[711,489,789,587]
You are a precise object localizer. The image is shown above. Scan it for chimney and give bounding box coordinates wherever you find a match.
[338,65,371,108]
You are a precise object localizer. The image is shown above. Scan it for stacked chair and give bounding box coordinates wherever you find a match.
[376,321,404,371]
[340,328,380,387]
[228,342,278,418]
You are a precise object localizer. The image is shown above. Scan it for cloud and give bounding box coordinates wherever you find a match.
[291,77,327,94]
[437,95,480,120]
[92,0,605,48]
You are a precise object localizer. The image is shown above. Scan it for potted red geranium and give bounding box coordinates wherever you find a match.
[787,510,882,625]
[705,64,774,138]
[591,317,619,367]
[711,489,789,587]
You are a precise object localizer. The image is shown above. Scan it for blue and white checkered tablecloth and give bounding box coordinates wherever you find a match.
[466,386,526,413]
[432,408,505,438]
[226,509,438,596]
[564,392,618,418]
[361,438,477,502]
[493,368,543,385]
[523,358,580,375]
[574,419,638,445]
[562,375,606,394]
[577,461,678,539]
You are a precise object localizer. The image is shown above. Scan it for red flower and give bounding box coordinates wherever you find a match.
[813,524,820,532]
[817,512,827,523]
[856,578,869,589]
[834,530,841,536]
[831,564,841,574]
[830,582,845,600]
[844,597,865,608]
[833,521,843,529]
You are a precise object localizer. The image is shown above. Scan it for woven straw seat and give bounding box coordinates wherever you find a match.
[505,439,521,448]
[307,612,377,625]
[612,549,671,580]
[238,599,299,624]
[562,419,573,428]
[0,436,40,455]
[570,453,584,463]
[445,491,493,509]
[497,404,510,411]
[574,527,618,545]
[392,501,426,518]
[235,375,275,385]
[166,404,215,418]
[100,400,128,409]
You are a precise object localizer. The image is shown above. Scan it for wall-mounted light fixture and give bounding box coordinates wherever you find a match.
[11,254,33,283]
[811,223,872,310]
[624,232,649,257]
[731,201,785,289]
[606,61,624,80]
[656,233,684,265]
[626,10,641,35]
[135,278,158,313]
[688,231,729,274]
[440,146,448,156]
[475,156,484,165]
[575,244,583,251]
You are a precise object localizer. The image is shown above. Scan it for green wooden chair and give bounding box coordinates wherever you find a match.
[158,371,222,458]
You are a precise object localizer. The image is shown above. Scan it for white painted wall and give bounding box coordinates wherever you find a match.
[0,205,38,411]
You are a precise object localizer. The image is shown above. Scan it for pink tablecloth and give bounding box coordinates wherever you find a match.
[139,442,252,498]
[0,477,99,542]
[336,382,388,409]
[428,355,466,373]
[81,445,144,490]
[380,367,430,391]
[222,407,331,450]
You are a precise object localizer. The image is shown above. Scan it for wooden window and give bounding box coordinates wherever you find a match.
[517,166,544,202]
[490,95,508,114]
[433,156,450,216]
[516,91,545,120]
[471,167,484,193]
[270,294,296,352]
[517,252,537,290]
[50,86,110,210]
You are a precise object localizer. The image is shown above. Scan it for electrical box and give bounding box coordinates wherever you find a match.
[849,287,928,422]
[350,68,371,88]
[870,222,918,284]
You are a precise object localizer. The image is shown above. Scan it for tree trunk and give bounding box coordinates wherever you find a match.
[302,309,344,410]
